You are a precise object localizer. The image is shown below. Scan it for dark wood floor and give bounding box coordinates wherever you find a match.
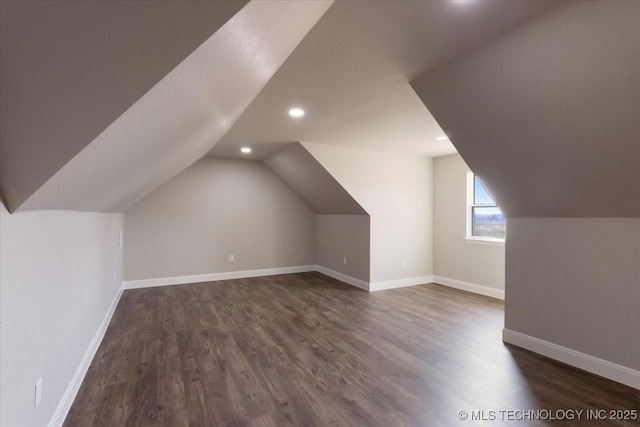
[64,272,639,426]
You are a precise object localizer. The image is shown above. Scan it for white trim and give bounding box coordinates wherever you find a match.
[433,275,505,300]
[503,329,640,390]
[48,283,125,427]
[123,265,316,289]
[315,265,369,291]
[466,170,475,238]
[466,171,506,242]
[369,275,434,292]
[464,237,505,247]
[123,265,435,294]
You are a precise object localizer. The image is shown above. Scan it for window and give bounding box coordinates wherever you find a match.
[466,172,505,243]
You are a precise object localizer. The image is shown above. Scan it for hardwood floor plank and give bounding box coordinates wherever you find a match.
[64,273,640,426]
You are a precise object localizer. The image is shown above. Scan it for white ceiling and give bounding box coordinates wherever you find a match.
[17,1,332,212]
[264,143,367,215]
[412,1,640,217]
[0,0,562,213]
[0,0,247,211]
[208,0,558,160]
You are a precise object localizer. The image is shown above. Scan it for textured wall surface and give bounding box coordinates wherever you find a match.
[433,154,505,289]
[412,1,640,377]
[0,0,247,211]
[208,1,556,160]
[506,218,640,370]
[264,143,367,215]
[316,215,370,282]
[304,142,433,283]
[124,158,315,281]
[412,1,640,217]
[13,1,332,213]
[0,205,123,427]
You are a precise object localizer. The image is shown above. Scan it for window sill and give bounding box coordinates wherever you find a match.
[464,237,505,247]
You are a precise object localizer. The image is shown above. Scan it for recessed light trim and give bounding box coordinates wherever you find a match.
[240,147,252,154]
[436,135,449,141]
[288,107,305,118]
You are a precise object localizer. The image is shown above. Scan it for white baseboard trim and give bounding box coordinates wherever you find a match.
[315,265,369,291]
[433,275,505,300]
[124,267,448,294]
[369,275,434,292]
[123,265,317,289]
[503,329,640,390]
[48,283,124,427]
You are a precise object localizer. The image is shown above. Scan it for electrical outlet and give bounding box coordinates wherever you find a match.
[229,254,234,262]
[35,378,42,409]
[402,260,407,268]
[118,230,123,249]
[343,257,347,265]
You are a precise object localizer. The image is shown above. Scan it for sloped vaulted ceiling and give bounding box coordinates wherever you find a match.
[0,0,247,211]
[263,143,367,215]
[206,0,557,161]
[1,0,332,212]
[411,1,640,218]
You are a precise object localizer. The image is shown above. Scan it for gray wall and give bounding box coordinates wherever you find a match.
[0,204,123,427]
[506,218,640,371]
[433,154,504,289]
[0,1,245,211]
[264,143,367,215]
[304,142,433,284]
[411,1,640,218]
[124,158,316,281]
[3,2,331,214]
[410,0,640,379]
[316,215,370,282]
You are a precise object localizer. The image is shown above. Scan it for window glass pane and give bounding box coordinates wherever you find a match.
[474,176,495,206]
[472,207,506,239]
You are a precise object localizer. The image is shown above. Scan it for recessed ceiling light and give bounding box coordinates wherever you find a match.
[288,107,305,118]
[436,136,449,141]
[240,147,252,154]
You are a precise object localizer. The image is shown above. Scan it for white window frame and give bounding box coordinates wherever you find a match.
[465,172,505,246]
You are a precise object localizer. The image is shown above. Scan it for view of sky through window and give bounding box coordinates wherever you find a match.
[472,176,505,239]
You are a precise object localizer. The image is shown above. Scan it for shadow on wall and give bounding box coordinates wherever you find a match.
[263,142,368,216]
